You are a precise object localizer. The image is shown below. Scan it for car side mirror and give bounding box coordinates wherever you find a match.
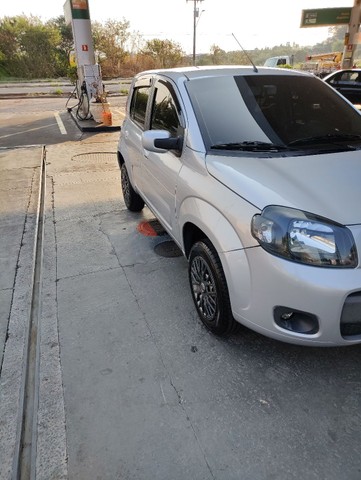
[142,130,183,153]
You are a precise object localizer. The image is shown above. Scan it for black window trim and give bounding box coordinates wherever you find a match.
[129,74,155,130]
[148,77,185,156]
[129,85,151,129]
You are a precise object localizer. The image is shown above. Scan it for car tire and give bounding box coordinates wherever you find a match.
[188,239,236,336]
[121,163,144,212]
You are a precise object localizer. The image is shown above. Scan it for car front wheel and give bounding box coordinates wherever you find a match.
[188,239,236,335]
[121,163,144,212]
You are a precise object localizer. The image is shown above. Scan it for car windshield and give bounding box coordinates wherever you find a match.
[185,74,361,151]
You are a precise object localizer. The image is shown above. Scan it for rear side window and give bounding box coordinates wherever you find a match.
[129,86,150,128]
[328,71,361,84]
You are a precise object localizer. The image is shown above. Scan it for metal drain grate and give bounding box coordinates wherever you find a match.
[154,241,182,258]
[71,152,117,163]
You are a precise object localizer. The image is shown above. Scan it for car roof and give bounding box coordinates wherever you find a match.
[134,65,313,82]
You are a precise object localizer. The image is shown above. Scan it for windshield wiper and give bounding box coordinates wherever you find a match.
[288,133,361,147]
[210,141,287,152]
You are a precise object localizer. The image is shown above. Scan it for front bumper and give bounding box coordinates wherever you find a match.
[222,245,361,346]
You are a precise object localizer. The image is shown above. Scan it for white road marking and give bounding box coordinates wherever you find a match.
[54,112,67,134]
[114,109,126,120]
[0,123,58,139]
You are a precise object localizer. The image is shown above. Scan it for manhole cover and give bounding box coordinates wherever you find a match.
[154,241,182,258]
[71,152,117,163]
[137,219,167,237]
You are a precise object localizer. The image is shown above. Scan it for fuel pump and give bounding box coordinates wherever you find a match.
[64,0,107,121]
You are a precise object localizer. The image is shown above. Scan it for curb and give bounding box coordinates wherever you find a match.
[0,92,122,99]
[0,93,73,100]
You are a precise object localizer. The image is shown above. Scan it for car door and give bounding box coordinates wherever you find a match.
[343,71,361,104]
[122,76,152,191]
[327,70,361,104]
[140,79,185,234]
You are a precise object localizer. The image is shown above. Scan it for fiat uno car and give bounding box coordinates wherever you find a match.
[117,66,361,346]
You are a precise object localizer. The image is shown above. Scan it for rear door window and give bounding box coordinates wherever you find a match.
[130,85,151,129]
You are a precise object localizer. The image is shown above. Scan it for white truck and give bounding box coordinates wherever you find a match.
[264,56,293,67]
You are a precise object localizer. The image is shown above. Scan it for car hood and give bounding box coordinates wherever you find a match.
[206,150,361,225]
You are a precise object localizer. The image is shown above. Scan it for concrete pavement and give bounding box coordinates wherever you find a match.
[0,147,45,478]
[0,136,208,479]
[0,145,67,479]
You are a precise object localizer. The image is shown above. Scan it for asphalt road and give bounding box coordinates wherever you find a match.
[1,96,361,480]
[0,95,127,147]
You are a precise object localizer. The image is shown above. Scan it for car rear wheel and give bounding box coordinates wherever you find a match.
[121,163,144,212]
[188,239,236,335]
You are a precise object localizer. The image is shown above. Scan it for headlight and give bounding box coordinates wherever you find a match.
[251,206,358,268]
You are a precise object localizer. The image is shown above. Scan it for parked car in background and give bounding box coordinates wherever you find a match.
[323,69,361,104]
[117,66,361,346]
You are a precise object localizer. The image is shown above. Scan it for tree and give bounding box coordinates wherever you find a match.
[20,23,62,77]
[0,16,27,76]
[46,16,73,76]
[92,18,132,77]
[141,39,184,68]
[0,14,353,80]
[0,15,64,78]
[210,44,226,65]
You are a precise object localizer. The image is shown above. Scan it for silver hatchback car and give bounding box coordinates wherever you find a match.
[117,66,361,346]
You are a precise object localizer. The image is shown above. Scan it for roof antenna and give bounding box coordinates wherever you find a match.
[232,33,258,73]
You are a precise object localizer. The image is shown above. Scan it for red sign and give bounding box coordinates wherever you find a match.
[72,0,88,10]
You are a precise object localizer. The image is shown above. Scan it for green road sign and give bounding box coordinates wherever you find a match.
[301,8,351,27]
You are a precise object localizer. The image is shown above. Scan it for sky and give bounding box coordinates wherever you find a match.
[0,0,354,54]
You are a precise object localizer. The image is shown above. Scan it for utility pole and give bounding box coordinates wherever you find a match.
[187,0,204,66]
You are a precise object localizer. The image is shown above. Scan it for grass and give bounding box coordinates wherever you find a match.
[0,74,72,84]
[0,75,28,83]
